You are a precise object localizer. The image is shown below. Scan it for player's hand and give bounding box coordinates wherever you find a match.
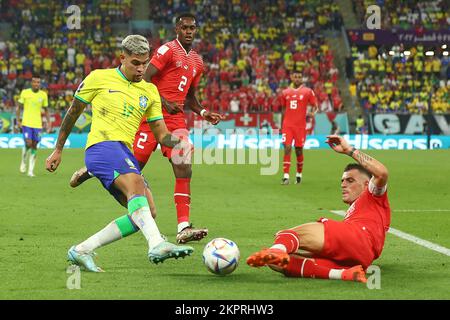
[161,97,182,114]
[326,135,352,154]
[204,111,225,125]
[46,149,62,172]
[17,120,22,129]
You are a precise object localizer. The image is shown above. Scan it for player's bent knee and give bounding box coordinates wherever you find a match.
[291,222,324,253]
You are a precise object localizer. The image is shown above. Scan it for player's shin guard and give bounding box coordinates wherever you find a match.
[28,149,36,175]
[115,214,139,237]
[272,230,300,253]
[296,154,304,174]
[174,178,191,232]
[128,195,163,249]
[283,155,291,174]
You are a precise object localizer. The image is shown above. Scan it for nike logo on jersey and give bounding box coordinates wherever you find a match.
[183,65,188,70]
[108,89,121,93]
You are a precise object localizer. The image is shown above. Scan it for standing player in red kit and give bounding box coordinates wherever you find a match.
[135,13,223,243]
[70,13,224,244]
[280,72,318,185]
[247,135,391,283]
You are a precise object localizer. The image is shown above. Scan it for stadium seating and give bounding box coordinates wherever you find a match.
[0,0,344,117]
[351,0,449,30]
[348,0,449,114]
[150,0,344,113]
[0,0,132,111]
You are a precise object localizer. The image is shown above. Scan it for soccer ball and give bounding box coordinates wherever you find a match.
[202,238,240,275]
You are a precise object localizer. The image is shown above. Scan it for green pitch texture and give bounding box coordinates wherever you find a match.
[0,149,449,299]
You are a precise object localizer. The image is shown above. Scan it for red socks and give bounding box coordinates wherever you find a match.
[284,255,333,279]
[174,178,191,224]
[296,154,304,174]
[283,155,291,174]
[273,230,300,253]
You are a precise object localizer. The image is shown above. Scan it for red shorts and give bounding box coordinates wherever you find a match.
[133,119,189,164]
[282,126,306,148]
[314,218,376,270]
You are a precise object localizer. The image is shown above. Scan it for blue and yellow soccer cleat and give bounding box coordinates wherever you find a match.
[67,246,104,272]
[148,241,194,264]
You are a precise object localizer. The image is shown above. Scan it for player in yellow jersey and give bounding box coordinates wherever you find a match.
[46,35,194,272]
[16,74,51,177]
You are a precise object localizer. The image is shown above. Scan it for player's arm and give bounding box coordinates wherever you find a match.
[148,119,192,162]
[185,86,224,125]
[279,93,286,127]
[326,135,388,188]
[143,63,159,82]
[46,98,87,172]
[15,102,23,128]
[308,89,319,116]
[43,94,51,133]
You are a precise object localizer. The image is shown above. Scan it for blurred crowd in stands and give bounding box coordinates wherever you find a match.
[0,0,344,117]
[348,0,449,114]
[0,0,131,112]
[352,0,449,30]
[150,0,344,114]
[0,0,448,119]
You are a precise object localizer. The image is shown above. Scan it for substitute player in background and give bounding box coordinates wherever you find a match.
[46,35,194,272]
[16,74,51,177]
[247,135,391,283]
[70,13,224,244]
[280,72,318,185]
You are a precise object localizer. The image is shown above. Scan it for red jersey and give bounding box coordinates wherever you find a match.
[344,180,391,258]
[281,86,317,128]
[150,39,204,119]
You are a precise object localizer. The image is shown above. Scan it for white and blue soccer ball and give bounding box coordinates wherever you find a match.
[202,238,240,275]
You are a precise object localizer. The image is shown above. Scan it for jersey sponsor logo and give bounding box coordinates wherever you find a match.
[139,95,148,111]
[157,45,169,56]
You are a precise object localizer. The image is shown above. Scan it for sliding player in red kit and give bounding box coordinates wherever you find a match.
[280,72,318,185]
[247,135,391,283]
[69,13,224,244]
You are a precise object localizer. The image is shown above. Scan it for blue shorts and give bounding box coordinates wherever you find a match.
[85,141,141,201]
[22,126,42,142]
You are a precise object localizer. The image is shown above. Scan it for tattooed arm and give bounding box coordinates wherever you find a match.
[148,119,181,148]
[46,98,87,172]
[326,135,388,187]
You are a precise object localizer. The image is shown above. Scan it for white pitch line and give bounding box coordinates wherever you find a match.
[330,210,450,257]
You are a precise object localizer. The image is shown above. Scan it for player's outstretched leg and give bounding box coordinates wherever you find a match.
[70,166,93,188]
[148,241,194,264]
[67,246,104,272]
[283,255,367,283]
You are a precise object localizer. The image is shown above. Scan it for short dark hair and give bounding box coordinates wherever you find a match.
[344,163,372,179]
[31,73,41,79]
[175,13,197,25]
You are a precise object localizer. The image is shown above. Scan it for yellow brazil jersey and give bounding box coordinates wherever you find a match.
[18,88,48,129]
[74,68,163,151]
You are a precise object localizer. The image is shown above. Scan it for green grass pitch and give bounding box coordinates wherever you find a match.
[0,148,449,299]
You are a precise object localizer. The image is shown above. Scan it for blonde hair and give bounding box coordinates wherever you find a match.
[121,35,150,55]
